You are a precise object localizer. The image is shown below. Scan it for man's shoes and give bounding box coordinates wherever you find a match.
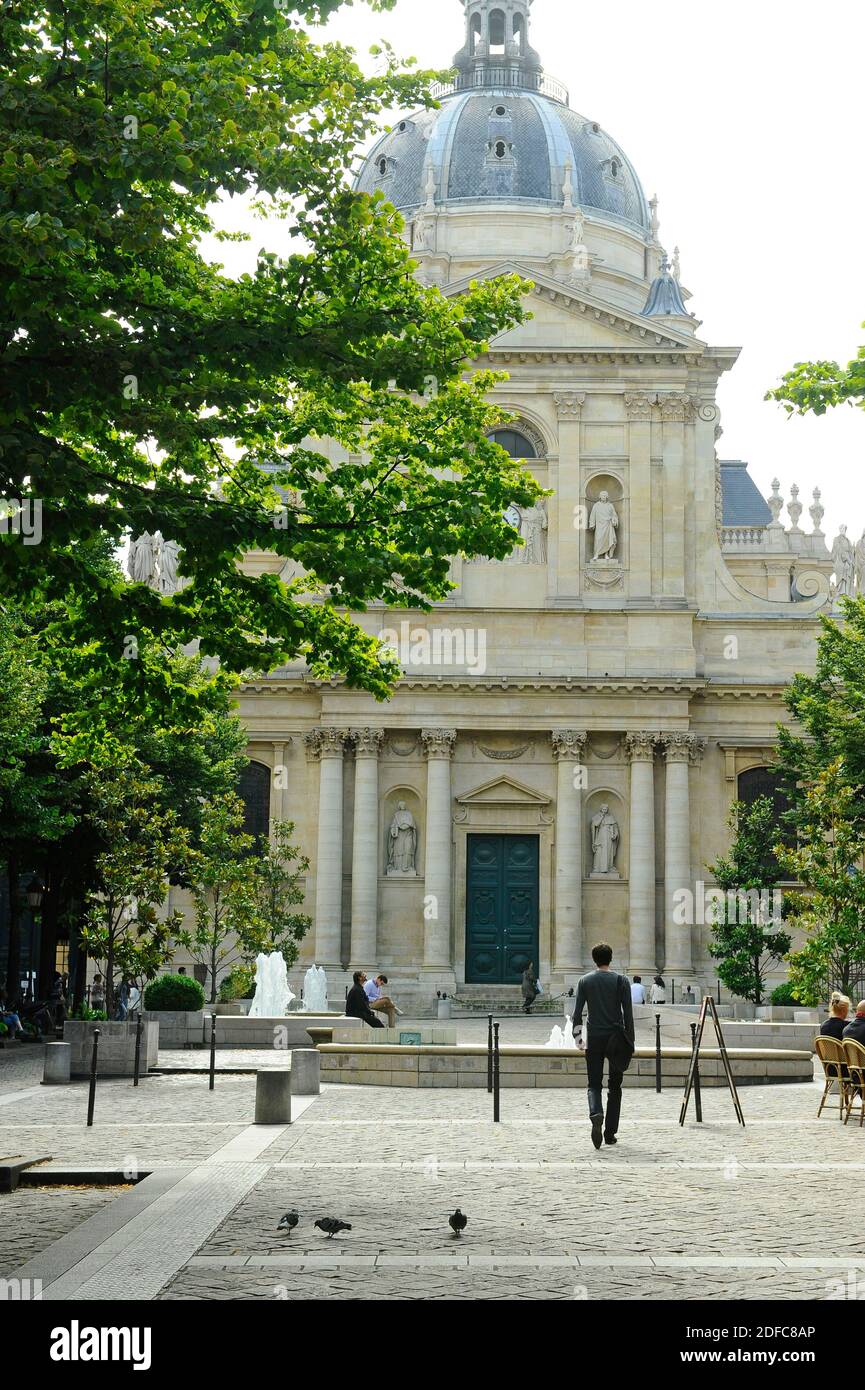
[604,1133,618,1146]
[590,1114,604,1150]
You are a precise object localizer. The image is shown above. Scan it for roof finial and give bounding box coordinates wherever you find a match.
[672,245,681,281]
[562,158,574,210]
[649,194,660,242]
[424,164,436,210]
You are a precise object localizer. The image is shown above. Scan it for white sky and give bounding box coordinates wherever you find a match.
[207,0,865,541]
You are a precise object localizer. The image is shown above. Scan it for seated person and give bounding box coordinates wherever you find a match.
[0,985,25,1040]
[345,971,384,1028]
[630,975,647,1006]
[821,991,851,1041]
[842,1000,865,1048]
[363,973,403,1029]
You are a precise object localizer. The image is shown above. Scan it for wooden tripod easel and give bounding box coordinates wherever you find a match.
[679,995,745,1127]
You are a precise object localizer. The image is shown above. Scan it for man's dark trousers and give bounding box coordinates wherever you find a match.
[586,1030,624,1138]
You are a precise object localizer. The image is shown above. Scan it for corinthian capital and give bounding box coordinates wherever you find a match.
[657,391,696,423]
[626,731,658,763]
[421,728,457,760]
[551,730,588,761]
[624,391,656,421]
[554,391,586,420]
[660,732,704,764]
[304,728,348,761]
[352,727,385,758]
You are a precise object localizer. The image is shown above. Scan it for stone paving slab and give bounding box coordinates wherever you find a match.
[0,1185,127,1277]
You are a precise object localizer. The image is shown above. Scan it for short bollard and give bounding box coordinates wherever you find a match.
[209,1013,217,1091]
[42,1042,71,1086]
[86,1028,100,1127]
[493,1022,501,1123]
[290,1049,320,1097]
[690,1021,703,1123]
[133,1012,143,1088]
[655,1012,662,1093]
[487,1013,493,1094]
[255,1070,292,1125]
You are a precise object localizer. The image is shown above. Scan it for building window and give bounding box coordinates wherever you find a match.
[239,761,271,847]
[489,428,539,459]
[489,8,506,51]
[377,157,388,176]
[737,766,794,861]
[513,13,524,50]
[610,158,621,178]
[494,140,507,159]
[471,12,481,52]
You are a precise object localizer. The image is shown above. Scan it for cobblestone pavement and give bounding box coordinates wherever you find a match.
[0,1044,47,1094]
[0,1186,128,1277]
[3,1058,861,1301]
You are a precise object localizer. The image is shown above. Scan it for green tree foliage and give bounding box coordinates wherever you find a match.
[79,761,190,1016]
[0,0,541,695]
[767,329,865,415]
[777,761,865,1005]
[707,797,791,1006]
[250,818,311,970]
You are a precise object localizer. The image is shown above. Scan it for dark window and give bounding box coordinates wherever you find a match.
[239,761,271,845]
[378,157,388,176]
[737,766,794,860]
[489,429,539,459]
[610,158,621,178]
[495,104,507,116]
[495,140,507,159]
[489,9,506,49]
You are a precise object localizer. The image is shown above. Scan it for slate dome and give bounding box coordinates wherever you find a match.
[355,0,650,235]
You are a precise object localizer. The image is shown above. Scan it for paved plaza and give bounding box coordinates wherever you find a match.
[1,1025,862,1303]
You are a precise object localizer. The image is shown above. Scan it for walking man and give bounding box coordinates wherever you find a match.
[574,943,635,1149]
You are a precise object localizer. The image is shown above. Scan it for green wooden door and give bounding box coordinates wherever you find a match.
[465,834,539,984]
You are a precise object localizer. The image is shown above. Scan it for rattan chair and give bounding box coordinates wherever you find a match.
[842,1038,865,1127]
[814,1035,850,1120]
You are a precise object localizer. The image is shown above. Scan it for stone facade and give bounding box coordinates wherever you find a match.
[179,1,857,1007]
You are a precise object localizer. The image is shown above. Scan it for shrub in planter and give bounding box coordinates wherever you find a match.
[144,973,205,1012]
[770,981,806,1008]
[72,1003,108,1021]
[0,1020,8,1038]
[218,965,256,1003]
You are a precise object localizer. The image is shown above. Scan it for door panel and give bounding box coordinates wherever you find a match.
[466,834,539,984]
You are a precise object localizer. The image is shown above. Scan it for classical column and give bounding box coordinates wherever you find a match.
[421,728,457,969]
[304,728,348,966]
[551,730,588,971]
[626,732,658,974]
[349,728,384,968]
[661,732,704,974]
[658,392,693,600]
[625,392,655,598]
[553,391,586,598]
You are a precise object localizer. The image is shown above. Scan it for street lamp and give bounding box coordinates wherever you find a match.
[25,874,44,1001]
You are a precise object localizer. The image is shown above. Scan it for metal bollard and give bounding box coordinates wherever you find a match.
[493,1022,501,1123]
[209,1013,217,1091]
[655,1012,662,1093]
[690,1021,703,1123]
[717,980,722,1005]
[487,1013,493,1094]
[671,978,676,1006]
[86,1028,100,1127]
[133,1012,143,1088]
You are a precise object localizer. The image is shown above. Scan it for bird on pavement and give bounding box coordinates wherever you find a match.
[315,1217,352,1238]
[449,1209,468,1237]
[277,1211,300,1235]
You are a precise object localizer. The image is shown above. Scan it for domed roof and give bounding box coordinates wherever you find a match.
[354,2,650,234]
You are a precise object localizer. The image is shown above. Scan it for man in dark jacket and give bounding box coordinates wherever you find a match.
[573,942,635,1150]
[842,1001,865,1048]
[345,971,384,1028]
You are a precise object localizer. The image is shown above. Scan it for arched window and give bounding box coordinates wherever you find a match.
[489,428,539,459]
[494,140,507,159]
[737,766,794,860]
[471,12,482,51]
[489,7,506,51]
[239,761,271,846]
[610,158,621,179]
[513,13,524,50]
[377,156,388,177]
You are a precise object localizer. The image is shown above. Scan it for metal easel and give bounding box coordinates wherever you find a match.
[679,994,745,1127]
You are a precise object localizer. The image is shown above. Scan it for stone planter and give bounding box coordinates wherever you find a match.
[143,1009,204,1049]
[63,1019,158,1077]
[214,1000,252,1016]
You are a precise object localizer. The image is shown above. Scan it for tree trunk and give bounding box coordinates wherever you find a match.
[37,874,59,1000]
[5,857,22,1007]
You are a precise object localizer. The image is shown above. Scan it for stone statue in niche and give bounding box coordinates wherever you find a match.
[505,501,548,564]
[589,491,619,561]
[386,801,417,875]
[832,526,855,599]
[590,804,620,878]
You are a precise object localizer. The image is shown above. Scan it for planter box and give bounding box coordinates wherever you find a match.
[143,1010,204,1049]
[214,1001,252,1016]
[63,1019,158,1077]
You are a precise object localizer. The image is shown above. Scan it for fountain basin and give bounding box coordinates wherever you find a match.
[209,1014,362,1050]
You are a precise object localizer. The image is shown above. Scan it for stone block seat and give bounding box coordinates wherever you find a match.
[318,1044,814,1088]
[209,1014,364,1050]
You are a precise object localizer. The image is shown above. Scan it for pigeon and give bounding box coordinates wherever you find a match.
[277,1211,299,1236]
[315,1217,352,1238]
[449,1209,468,1237]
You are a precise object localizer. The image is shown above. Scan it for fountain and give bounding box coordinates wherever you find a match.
[545,1015,578,1049]
[248,952,295,1017]
[301,964,328,1013]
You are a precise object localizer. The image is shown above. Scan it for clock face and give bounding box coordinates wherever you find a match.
[504,504,522,529]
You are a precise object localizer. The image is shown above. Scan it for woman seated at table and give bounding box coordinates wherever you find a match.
[820,991,851,1041]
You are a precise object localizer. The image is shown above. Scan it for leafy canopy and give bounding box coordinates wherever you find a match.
[0,0,540,697]
[707,796,790,1006]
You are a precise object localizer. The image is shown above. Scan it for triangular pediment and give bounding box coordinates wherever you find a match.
[457,775,551,807]
[443,261,704,353]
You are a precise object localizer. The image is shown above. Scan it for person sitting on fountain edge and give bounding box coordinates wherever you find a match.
[573,942,635,1150]
[363,973,404,1029]
[346,971,385,1028]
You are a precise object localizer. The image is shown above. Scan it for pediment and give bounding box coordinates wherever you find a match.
[443,261,703,353]
[457,775,551,807]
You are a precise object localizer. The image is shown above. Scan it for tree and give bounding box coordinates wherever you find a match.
[767,329,865,416]
[776,760,865,1005]
[78,762,190,1017]
[251,820,311,970]
[707,797,791,1006]
[0,0,541,695]
[178,794,263,1002]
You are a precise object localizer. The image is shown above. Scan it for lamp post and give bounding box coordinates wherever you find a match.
[24,874,44,1002]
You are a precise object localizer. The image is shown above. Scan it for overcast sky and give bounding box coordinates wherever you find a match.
[209,0,865,542]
